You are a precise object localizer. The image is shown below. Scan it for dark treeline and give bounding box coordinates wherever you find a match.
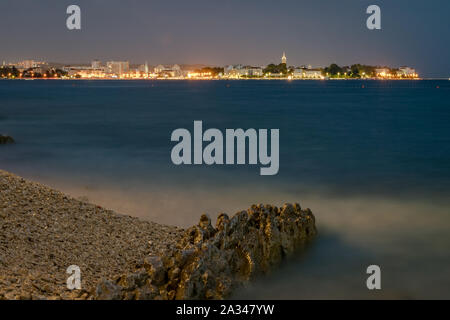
[322,63,377,77]
[263,63,288,75]
[0,66,67,78]
[0,66,20,78]
[194,67,224,76]
[320,63,403,78]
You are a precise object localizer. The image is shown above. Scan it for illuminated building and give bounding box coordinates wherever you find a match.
[281,52,287,65]
[91,60,102,69]
[223,65,262,78]
[243,66,263,77]
[187,71,213,79]
[375,68,391,78]
[106,61,130,75]
[18,60,37,69]
[293,67,322,79]
[398,66,418,78]
[154,64,182,77]
[138,62,150,73]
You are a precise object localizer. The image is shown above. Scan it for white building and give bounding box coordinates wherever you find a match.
[18,60,37,69]
[223,65,242,78]
[63,65,106,78]
[293,68,322,79]
[91,60,102,69]
[293,68,303,78]
[304,69,322,78]
[375,68,390,77]
[154,64,182,77]
[138,61,149,73]
[224,65,263,78]
[106,61,129,75]
[241,66,263,77]
[398,66,417,77]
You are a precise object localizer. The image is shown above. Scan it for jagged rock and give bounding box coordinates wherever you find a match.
[117,270,148,290]
[95,280,123,300]
[93,203,317,300]
[143,256,166,286]
[134,284,159,300]
[0,135,14,144]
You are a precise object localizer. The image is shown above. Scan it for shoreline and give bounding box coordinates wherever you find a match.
[1,77,435,81]
[0,169,316,300]
[0,169,184,299]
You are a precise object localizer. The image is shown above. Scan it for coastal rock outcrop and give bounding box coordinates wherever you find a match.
[0,135,14,144]
[0,169,317,300]
[94,203,317,300]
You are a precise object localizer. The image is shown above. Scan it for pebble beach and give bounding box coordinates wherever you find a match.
[0,169,184,299]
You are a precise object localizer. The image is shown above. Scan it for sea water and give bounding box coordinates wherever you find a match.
[1,79,449,298]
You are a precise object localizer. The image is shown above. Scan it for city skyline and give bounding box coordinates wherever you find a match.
[1,54,420,80]
[1,0,449,77]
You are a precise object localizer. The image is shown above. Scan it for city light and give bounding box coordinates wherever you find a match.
[0,56,420,80]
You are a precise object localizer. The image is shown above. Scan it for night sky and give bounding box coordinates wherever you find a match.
[1,0,449,77]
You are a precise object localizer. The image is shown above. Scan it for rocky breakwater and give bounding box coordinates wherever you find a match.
[95,203,317,300]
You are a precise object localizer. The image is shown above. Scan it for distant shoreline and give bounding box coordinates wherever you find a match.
[2,78,448,81]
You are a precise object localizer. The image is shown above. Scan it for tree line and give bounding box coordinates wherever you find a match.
[0,66,68,78]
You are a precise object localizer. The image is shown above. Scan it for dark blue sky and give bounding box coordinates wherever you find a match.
[1,0,449,77]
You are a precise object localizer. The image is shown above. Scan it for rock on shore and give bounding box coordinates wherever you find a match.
[0,135,14,144]
[0,169,317,300]
[95,203,316,300]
